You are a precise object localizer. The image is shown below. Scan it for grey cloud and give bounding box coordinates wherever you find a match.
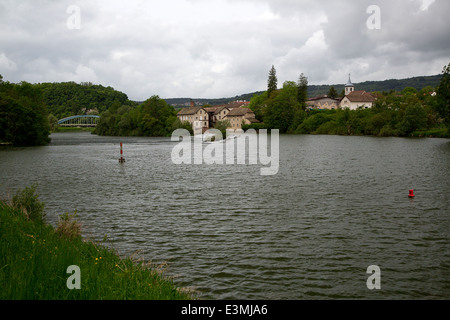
[0,0,448,100]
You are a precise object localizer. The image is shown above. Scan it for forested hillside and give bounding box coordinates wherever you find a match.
[165,74,442,106]
[37,82,134,119]
[307,75,443,98]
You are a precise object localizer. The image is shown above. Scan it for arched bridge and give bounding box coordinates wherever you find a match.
[58,115,100,127]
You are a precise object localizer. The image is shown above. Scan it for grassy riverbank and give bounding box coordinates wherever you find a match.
[53,127,96,133]
[0,186,193,300]
[411,127,450,138]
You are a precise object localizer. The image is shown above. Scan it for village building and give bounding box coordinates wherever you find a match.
[203,105,231,127]
[306,95,341,110]
[306,75,376,111]
[224,107,259,130]
[176,100,258,134]
[176,101,210,135]
[339,75,376,110]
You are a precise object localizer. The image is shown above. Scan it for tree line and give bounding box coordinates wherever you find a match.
[245,64,449,138]
[94,96,182,137]
[0,76,51,146]
[1,63,448,146]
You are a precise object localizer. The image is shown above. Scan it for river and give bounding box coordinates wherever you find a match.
[0,132,449,299]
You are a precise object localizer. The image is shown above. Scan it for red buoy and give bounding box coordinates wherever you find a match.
[408,189,415,198]
[119,142,125,163]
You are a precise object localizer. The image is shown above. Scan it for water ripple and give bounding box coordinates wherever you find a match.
[0,133,449,299]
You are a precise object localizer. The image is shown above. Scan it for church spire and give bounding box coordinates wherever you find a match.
[346,74,353,86]
[345,74,354,96]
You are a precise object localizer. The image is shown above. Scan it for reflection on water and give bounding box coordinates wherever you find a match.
[0,132,449,299]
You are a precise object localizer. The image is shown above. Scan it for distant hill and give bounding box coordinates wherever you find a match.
[38,82,134,119]
[307,74,442,98]
[165,74,442,106]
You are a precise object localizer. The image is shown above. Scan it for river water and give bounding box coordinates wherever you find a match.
[0,132,449,299]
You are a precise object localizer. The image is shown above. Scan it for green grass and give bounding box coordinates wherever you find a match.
[411,127,450,138]
[0,190,194,300]
[53,127,95,133]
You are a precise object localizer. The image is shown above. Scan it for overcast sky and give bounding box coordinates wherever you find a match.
[0,0,449,100]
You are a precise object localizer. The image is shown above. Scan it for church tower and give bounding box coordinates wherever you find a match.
[345,74,355,96]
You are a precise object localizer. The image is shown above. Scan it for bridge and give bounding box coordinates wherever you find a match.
[58,115,100,127]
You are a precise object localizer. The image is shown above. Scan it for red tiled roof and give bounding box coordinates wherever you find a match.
[346,91,376,103]
[307,95,341,102]
[204,106,230,115]
[227,107,253,116]
[247,118,260,123]
[177,106,203,115]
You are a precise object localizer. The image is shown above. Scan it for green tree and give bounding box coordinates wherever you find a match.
[267,65,278,98]
[296,112,332,134]
[327,86,338,99]
[290,109,307,132]
[95,96,176,137]
[397,103,428,135]
[436,62,450,125]
[248,91,268,121]
[0,81,50,146]
[402,87,418,95]
[109,100,122,114]
[171,118,193,135]
[264,81,300,133]
[214,119,231,138]
[48,114,59,132]
[297,73,308,109]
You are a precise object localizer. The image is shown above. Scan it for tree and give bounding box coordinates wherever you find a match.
[327,86,338,99]
[214,119,231,138]
[248,91,268,121]
[264,81,300,133]
[402,87,417,96]
[397,103,428,135]
[96,95,178,137]
[171,118,193,135]
[0,82,50,146]
[267,65,278,98]
[436,62,450,125]
[48,114,59,131]
[297,73,308,109]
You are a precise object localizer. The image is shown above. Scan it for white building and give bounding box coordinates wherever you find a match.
[340,75,376,110]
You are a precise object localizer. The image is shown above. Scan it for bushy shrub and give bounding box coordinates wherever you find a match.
[315,121,338,134]
[11,184,45,223]
[295,113,332,134]
[56,211,82,240]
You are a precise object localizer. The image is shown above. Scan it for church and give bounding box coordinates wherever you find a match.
[339,75,376,110]
[306,75,376,110]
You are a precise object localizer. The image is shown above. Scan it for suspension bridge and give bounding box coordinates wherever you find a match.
[58,115,100,127]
